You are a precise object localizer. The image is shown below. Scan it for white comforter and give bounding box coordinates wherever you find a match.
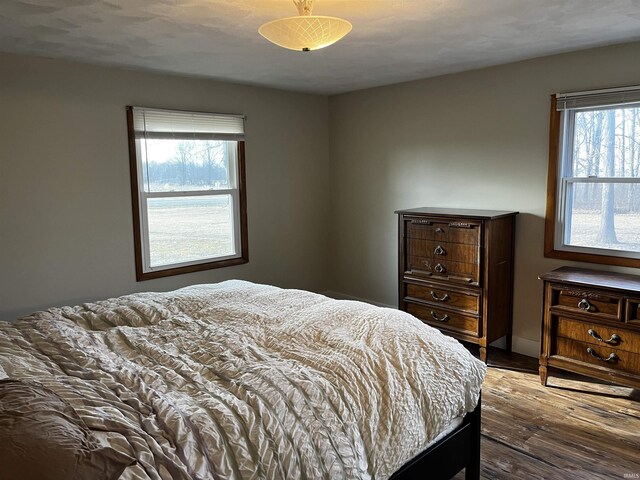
[0,280,485,479]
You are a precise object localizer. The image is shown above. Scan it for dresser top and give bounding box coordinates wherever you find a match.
[539,266,640,293]
[395,207,518,219]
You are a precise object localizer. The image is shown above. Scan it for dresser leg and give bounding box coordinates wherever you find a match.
[539,366,548,386]
[505,333,512,353]
[479,347,487,363]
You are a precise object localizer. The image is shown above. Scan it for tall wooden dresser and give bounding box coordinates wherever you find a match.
[539,267,640,388]
[396,207,518,361]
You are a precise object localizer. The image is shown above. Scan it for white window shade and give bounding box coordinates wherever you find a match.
[132,107,245,141]
[556,85,640,111]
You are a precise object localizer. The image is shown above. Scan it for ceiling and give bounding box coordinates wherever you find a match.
[1,0,640,95]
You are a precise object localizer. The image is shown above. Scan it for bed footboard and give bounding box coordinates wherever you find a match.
[390,395,481,480]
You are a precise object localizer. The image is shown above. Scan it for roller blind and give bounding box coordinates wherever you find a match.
[132,107,245,141]
[556,85,640,111]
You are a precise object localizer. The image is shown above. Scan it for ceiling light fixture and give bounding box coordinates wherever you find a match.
[259,0,352,52]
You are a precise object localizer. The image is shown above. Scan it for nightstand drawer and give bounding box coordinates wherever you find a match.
[405,282,480,314]
[553,337,640,376]
[627,299,640,327]
[406,301,479,337]
[551,286,622,321]
[554,317,640,354]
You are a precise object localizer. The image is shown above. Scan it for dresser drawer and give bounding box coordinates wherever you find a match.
[442,222,481,245]
[554,317,640,354]
[406,219,480,245]
[432,241,479,264]
[553,337,640,376]
[407,256,480,285]
[407,239,479,264]
[550,286,623,321]
[405,282,480,314]
[406,302,479,337]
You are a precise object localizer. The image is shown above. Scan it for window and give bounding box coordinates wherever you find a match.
[545,86,640,268]
[126,106,248,280]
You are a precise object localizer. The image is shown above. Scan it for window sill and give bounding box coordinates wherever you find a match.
[136,256,249,281]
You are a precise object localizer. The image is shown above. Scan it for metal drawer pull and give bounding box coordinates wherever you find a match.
[587,329,621,345]
[430,311,450,322]
[435,227,445,233]
[586,347,619,363]
[430,291,450,302]
[578,299,592,311]
[434,245,446,255]
[435,264,446,274]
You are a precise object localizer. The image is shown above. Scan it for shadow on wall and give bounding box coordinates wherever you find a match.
[512,212,566,353]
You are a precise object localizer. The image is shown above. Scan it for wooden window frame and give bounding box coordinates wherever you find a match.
[544,95,640,268]
[126,107,248,281]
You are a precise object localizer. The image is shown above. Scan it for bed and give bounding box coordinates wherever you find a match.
[0,280,485,480]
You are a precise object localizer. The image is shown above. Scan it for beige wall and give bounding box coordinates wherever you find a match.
[3,42,640,355]
[328,41,640,356]
[0,53,330,319]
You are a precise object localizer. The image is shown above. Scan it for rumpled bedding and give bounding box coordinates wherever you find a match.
[0,280,485,479]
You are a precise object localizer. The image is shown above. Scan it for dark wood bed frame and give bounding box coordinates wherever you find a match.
[390,397,481,480]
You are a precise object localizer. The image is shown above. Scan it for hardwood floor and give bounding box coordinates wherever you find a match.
[453,349,640,480]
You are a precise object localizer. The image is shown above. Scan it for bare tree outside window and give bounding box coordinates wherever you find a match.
[597,109,618,244]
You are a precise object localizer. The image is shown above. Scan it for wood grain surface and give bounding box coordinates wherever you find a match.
[398,209,518,362]
[454,349,640,479]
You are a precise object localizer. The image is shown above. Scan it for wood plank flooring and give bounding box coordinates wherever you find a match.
[453,349,640,480]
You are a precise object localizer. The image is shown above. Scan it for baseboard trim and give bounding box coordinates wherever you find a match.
[510,336,539,358]
[323,290,539,359]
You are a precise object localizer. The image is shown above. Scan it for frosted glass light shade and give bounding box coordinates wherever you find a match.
[259,15,352,51]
